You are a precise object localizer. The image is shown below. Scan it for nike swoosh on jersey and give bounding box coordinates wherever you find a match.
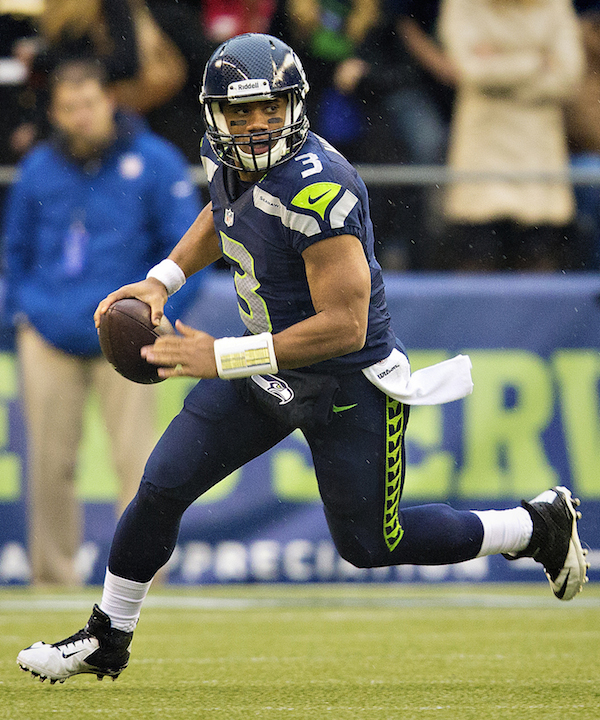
[290,182,342,221]
[307,191,330,204]
[332,403,358,413]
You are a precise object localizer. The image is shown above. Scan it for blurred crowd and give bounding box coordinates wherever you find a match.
[2,0,600,271]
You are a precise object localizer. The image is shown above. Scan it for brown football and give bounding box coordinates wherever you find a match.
[98,298,174,384]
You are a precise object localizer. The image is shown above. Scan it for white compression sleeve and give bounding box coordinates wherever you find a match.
[472,507,533,557]
[100,569,153,632]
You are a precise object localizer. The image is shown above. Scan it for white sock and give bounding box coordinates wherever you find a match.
[100,569,153,632]
[473,507,533,557]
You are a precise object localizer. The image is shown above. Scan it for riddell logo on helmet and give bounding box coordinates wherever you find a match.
[228,79,271,99]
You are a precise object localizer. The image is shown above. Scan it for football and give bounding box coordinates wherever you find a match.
[98,298,175,384]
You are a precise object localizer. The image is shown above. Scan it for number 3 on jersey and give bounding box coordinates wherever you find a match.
[220,231,272,334]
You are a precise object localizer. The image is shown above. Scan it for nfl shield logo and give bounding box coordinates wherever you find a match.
[224,208,234,227]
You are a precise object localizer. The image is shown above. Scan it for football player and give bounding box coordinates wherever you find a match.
[17,33,589,684]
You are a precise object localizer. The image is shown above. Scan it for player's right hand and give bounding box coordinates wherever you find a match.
[94,278,169,329]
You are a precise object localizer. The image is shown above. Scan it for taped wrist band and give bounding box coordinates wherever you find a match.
[146,259,186,296]
[214,332,278,379]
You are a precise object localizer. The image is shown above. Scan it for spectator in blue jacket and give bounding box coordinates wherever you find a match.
[2,58,207,586]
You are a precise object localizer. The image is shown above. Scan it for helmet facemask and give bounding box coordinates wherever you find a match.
[204,90,309,172]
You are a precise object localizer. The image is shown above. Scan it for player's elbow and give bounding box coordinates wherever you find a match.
[343,290,370,354]
[349,322,367,354]
[340,315,367,355]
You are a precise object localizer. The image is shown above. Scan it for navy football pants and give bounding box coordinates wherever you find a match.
[109,372,484,582]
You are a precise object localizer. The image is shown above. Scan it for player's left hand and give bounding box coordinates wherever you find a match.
[141,320,218,379]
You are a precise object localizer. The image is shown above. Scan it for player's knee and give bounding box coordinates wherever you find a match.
[327,512,395,568]
[331,533,377,569]
[135,479,191,517]
[142,452,194,504]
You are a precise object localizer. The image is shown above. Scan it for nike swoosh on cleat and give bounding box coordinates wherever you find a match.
[555,569,571,600]
[61,649,85,659]
[332,403,358,413]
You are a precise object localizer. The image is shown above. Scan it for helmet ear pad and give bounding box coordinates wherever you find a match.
[208,101,229,136]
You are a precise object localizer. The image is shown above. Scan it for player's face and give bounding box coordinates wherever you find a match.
[221,97,287,159]
[50,79,116,157]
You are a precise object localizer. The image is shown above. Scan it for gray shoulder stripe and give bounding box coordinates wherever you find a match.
[253,187,321,237]
[330,189,359,229]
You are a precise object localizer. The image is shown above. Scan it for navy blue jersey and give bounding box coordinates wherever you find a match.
[201,131,395,373]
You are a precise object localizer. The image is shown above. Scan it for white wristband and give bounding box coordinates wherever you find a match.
[146,259,186,296]
[214,332,278,379]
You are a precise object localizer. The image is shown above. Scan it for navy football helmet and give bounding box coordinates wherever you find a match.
[200,33,310,172]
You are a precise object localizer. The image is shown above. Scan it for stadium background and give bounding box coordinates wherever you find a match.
[1,257,599,586]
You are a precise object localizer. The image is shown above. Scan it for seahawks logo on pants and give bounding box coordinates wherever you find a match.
[250,374,294,405]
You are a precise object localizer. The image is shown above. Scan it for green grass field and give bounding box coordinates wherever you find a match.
[2,583,599,720]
